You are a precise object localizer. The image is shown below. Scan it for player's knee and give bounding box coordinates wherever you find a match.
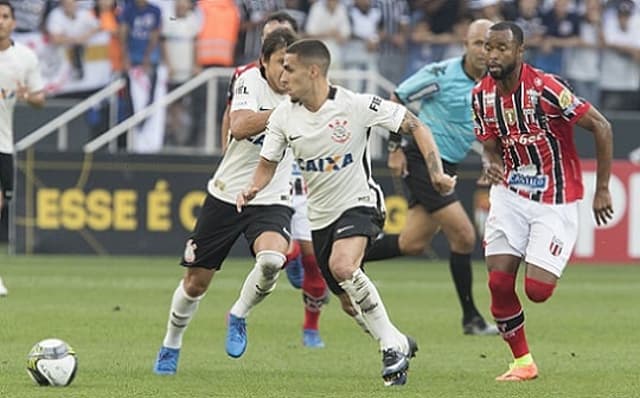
[449,227,476,254]
[488,270,516,296]
[400,238,427,256]
[183,276,208,298]
[256,250,286,280]
[329,259,358,282]
[525,277,556,303]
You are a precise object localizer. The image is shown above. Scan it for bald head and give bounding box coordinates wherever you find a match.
[464,19,492,79]
[466,19,493,41]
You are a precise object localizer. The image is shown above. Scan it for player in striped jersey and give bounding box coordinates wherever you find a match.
[364,19,498,337]
[472,22,614,381]
[237,39,456,386]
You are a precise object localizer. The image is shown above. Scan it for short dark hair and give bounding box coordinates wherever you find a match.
[264,11,299,33]
[490,21,524,46]
[286,39,331,76]
[262,28,298,61]
[0,0,14,19]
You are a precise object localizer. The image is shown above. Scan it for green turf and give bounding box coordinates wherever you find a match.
[0,253,638,397]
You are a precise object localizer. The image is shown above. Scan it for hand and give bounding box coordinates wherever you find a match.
[432,173,457,196]
[592,187,614,226]
[484,162,503,185]
[15,82,29,102]
[388,150,408,177]
[236,186,259,213]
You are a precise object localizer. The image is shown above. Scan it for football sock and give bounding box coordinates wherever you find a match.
[339,269,406,353]
[514,353,534,366]
[449,252,480,321]
[285,240,301,264]
[363,234,402,262]
[230,250,285,318]
[488,270,530,359]
[163,280,204,349]
[301,255,326,331]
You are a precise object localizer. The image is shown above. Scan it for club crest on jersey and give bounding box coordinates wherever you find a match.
[329,119,351,143]
[296,153,353,172]
[549,236,563,257]
[504,108,516,125]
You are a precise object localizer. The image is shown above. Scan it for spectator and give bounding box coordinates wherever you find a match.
[10,0,55,35]
[305,0,351,70]
[235,0,284,64]
[95,0,123,75]
[513,0,545,64]
[192,0,240,148]
[374,0,410,84]
[119,0,167,152]
[343,0,382,90]
[535,0,581,75]
[46,0,100,81]
[600,0,640,110]
[162,0,200,147]
[405,0,464,77]
[283,0,307,30]
[564,0,603,107]
[468,0,504,22]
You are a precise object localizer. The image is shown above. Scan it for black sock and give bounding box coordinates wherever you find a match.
[449,252,480,321]
[364,234,402,262]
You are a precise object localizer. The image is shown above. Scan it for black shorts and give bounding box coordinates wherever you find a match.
[0,152,14,203]
[403,147,458,213]
[181,194,293,270]
[311,206,384,295]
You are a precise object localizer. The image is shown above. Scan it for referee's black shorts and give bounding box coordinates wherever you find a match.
[181,194,293,270]
[403,147,458,213]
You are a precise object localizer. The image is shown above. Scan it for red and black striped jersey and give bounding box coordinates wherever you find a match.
[225,61,259,105]
[472,63,590,204]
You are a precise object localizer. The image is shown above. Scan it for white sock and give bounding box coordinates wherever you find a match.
[162,280,203,349]
[229,250,285,318]
[339,269,407,352]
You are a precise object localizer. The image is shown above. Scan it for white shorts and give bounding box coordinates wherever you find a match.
[291,194,312,242]
[484,184,579,277]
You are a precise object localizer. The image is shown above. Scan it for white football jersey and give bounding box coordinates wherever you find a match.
[0,41,44,154]
[208,66,293,206]
[262,86,407,229]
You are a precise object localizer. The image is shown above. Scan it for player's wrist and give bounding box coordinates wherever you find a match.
[387,131,402,152]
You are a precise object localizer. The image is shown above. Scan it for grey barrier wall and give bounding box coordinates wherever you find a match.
[10,151,487,259]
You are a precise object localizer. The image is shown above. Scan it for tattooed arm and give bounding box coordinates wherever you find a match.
[397,110,456,195]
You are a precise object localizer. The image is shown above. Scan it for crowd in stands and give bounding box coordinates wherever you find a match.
[10,0,640,151]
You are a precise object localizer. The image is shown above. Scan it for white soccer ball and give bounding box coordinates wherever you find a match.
[26,338,78,387]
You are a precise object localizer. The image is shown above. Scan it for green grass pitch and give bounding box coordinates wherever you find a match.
[0,253,638,398]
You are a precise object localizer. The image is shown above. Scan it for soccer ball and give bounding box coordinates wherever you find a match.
[26,338,78,387]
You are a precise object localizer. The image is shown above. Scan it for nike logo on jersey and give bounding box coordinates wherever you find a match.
[336,225,354,234]
[259,106,272,111]
[289,135,303,141]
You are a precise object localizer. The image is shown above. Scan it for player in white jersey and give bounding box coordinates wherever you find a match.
[237,39,456,387]
[0,0,46,297]
[153,28,299,375]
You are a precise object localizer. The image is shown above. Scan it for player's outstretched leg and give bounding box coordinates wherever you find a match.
[226,250,285,358]
[339,269,416,386]
[154,280,204,375]
[301,254,327,348]
[489,270,538,381]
